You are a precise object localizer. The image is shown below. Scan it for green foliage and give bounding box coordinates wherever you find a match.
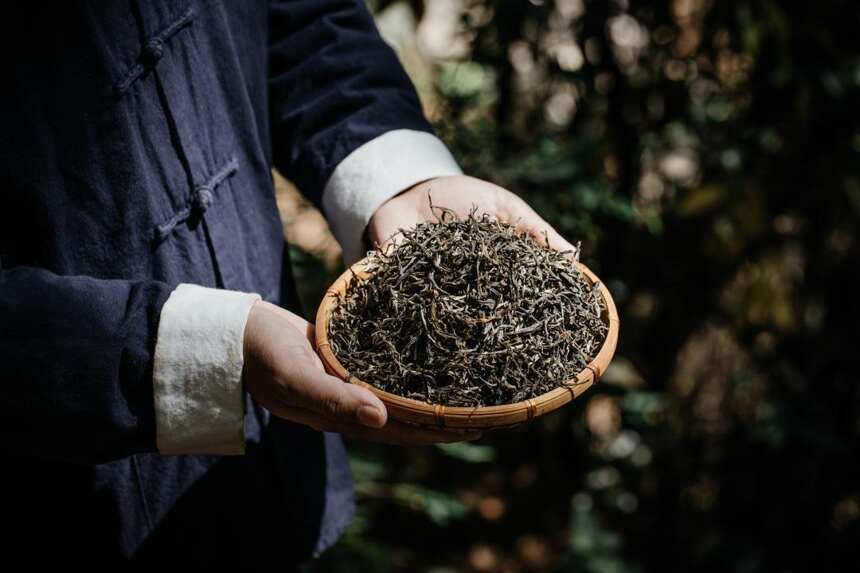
[437,62,492,100]
[311,0,860,570]
[561,495,641,573]
[435,442,496,463]
[391,484,469,526]
[351,451,471,525]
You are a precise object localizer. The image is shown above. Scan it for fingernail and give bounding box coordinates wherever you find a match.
[357,405,385,428]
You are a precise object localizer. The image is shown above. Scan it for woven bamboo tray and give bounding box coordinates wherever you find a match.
[315,256,619,430]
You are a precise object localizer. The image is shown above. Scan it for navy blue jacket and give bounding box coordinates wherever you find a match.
[0,0,432,567]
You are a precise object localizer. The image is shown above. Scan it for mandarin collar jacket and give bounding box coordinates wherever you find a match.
[0,0,437,566]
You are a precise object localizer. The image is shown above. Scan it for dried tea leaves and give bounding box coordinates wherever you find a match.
[327,209,608,407]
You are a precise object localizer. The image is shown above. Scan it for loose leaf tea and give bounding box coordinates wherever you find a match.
[327,206,608,407]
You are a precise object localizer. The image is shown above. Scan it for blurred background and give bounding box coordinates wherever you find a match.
[276,1,860,571]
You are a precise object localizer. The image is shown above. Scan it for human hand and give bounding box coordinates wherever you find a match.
[367,175,576,252]
[243,301,479,444]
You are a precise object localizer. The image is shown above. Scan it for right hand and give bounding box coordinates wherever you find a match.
[242,301,480,444]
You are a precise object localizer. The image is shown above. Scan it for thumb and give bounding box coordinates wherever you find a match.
[505,194,577,253]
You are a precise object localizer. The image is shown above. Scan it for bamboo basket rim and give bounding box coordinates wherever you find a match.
[315,255,620,429]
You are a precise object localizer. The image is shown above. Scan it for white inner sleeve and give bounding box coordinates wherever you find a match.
[321,129,462,264]
[152,283,260,455]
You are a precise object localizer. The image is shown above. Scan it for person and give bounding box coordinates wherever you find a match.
[0,1,574,568]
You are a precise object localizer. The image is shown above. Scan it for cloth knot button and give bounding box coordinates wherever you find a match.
[153,157,237,242]
[193,187,215,211]
[141,38,165,66]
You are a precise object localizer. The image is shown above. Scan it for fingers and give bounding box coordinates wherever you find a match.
[262,309,476,439]
[245,302,388,429]
[246,302,388,428]
[278,362,388,428]
[270,404,482,445]
[506,195,578,253]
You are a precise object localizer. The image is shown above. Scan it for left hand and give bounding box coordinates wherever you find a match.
[367,175,576,252]
[244,300,481,445]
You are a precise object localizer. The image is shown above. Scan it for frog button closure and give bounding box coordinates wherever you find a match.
[154,157,239,242]
[113,6,194,97]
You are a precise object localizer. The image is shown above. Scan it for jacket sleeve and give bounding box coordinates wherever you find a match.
[0,265,173,464]
[267,0,462,262]
[268,0,433,201]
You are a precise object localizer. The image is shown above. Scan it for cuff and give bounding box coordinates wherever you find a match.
[321,129,463,264]
[152,283,260,455]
